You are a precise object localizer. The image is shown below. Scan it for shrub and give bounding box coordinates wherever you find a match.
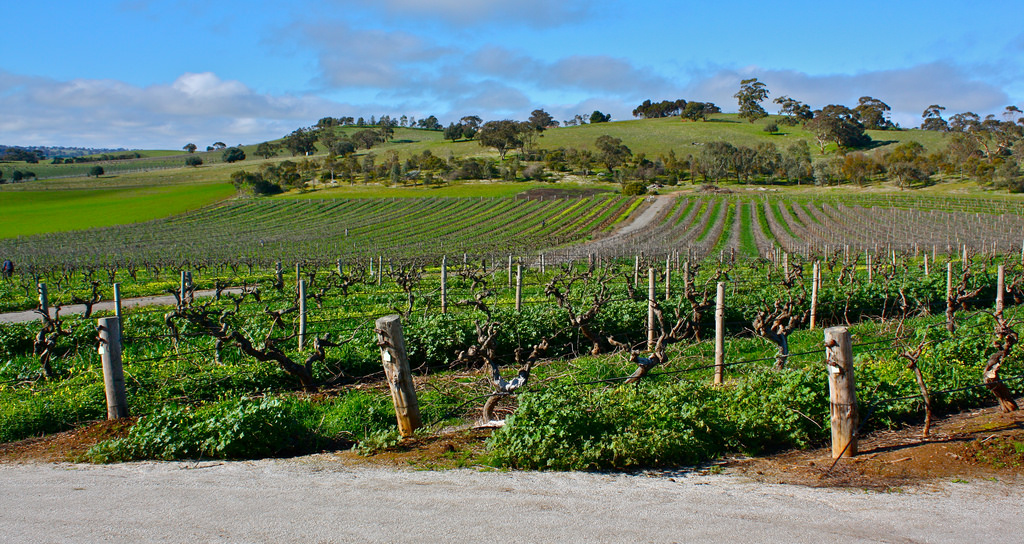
[622,181,647,196]
[185,155,203,167]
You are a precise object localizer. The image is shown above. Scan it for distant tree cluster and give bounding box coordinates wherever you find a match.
[632,99,688,119]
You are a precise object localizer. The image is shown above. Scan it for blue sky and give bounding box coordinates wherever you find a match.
[2,0,1022,149]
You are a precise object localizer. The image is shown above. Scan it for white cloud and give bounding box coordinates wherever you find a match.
[0,70,348,148]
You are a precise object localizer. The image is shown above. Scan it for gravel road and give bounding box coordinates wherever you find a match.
[0,289,244,324]
[2,458,1019,543]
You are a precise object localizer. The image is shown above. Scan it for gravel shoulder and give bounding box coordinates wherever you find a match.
[1,460,1021,543]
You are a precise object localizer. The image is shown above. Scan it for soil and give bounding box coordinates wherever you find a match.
[4,406,1024,489]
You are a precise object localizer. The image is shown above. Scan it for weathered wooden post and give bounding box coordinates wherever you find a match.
[440,256,448,315]
[295,262,301,291]
[298,279,307,351]
[336,258,343,277]
[515,264,523,312]
[866,253,872,283]
[923,253,929,276]
[825,326,857,458]
[179,270,188,304]
[275,262,283,286]
[633,255,640,289]
[810,261,819,330]
[377,256,383,286]
[507,254,513,288]
[37,283,49,320]
[113,283,123,344]
[997,264,1005,315]
[375,315,421,437]
[97,317,129,419]
[647,268,656,350]
[714,281,725,385]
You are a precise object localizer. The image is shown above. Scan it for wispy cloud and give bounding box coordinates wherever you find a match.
[333,0,593,27]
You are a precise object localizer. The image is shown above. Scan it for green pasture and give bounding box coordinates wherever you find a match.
[282,180,613,199]
[0,182,236,238]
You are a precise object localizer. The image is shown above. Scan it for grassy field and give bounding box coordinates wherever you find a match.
[0,182,235,238]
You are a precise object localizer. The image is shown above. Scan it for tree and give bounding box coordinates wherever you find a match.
[921,105,948,131]
[88,166,104,177]
[528,109,557,132]
[185,155,203,167]
[734,78,769,123]
[632,99,687,118]
[595,135,631,176]
[854,96,894,130]
[213,142,227,150]
[256,142,277,159]
[680,101,720,122]
[804,105,871,152]
[460,116,482,139]
[231,170,282,196]
[589,110,611,123]
[11,170,23,182]
[773,96,812,126]
[222,147,246,163]
[840,152,879,187]
[443,123,463,142]
[283,127,318,156]
[884,141,930,190]
[352,129,378,150]
[696,141,735,182]
[417,115,441,130]
[477,120,524,159]
[183,143,197,154]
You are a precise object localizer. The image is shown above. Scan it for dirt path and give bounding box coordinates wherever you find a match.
[0,460,1018,543]
[0,288,244,324]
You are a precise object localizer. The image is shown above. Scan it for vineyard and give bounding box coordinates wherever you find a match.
[2,191,1024,470]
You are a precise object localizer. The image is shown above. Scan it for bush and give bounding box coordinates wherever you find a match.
[222,147,246,163]
[185,155,203,167]
[764,122,779,134]
[622,181,647,196]
[88,165,104,177]
[87,397,304,462]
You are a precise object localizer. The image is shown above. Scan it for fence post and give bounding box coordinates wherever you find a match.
[113,283,123,344]
[377,256,383,286]
[440,256,448,315]
[515,264,523,312]
[37,283,49,319]
[997,264,1005,315]
[946,261,955,333]
[923,253,929,276]
[825,326,857,458]
[97,317,129,419]
[648,268,656,349]
[295,263,301,291]
[664,256,671,299]
[336,258,343,277]
[714,281,725,385]
[507,254,513,288]
[179,270,187,304]
[810,261,819,330]
[298,279,307,351]
[375,315,421,437]
[633,255,640,289]
[276,262,283,286]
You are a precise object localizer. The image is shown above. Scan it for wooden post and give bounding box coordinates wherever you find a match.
[298,279,307,351]
[540,253,545,274]
[113,283,123,344]
[997,264,1005,315]
[375,315,421,437]
[97,317,129,419]
[507,254,513,288]
[515,264,523,312]
[37,283,49,319]
[295,262,301,291]
[714,282,725,385]
[275,262,282,285]
[377,256,383,286]
[810,261,819,330]
[633,255,640,289]
[336,258,343,277]
[664,256,671,299]
[825,326,857,458]
[683,261,690,290]
[946,261,955,333]
[923,253,929,276]
[180,270,187,304]
[440,256,448,314]
[647,268,656,350]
